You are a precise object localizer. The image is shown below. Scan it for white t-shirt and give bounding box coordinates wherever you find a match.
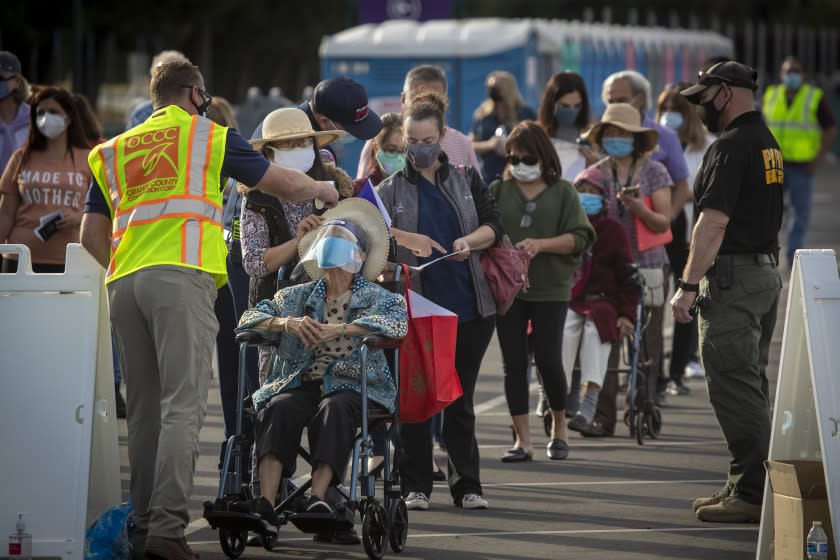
[552,139,586,182]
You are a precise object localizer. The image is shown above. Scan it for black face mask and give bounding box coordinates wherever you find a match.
[698,86,728,134]
[193,89,212,117]
[488,88,503,103]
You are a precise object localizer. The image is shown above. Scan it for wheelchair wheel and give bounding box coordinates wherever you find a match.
[647,407,662,439]
[387,497,408,552]
[219,528,247,558]
[362,501,388,560]
[260,530,277,551]
[636,412,646,446]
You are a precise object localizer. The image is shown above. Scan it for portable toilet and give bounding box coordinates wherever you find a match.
[319,18,538,174]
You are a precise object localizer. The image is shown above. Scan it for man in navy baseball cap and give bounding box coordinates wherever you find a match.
[304,76,382,140]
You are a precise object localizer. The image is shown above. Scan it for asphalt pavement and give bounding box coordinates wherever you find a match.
[116,160,840,560]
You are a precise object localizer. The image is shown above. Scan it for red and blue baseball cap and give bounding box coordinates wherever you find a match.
[311,77,382,140]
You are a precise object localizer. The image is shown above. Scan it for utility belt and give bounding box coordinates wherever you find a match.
[706,252,778,290]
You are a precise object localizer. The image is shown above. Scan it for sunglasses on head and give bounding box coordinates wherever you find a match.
[506,154,539,166]
[520,201,537,228]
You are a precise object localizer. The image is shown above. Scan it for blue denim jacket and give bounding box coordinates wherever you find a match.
[236,275,407,412]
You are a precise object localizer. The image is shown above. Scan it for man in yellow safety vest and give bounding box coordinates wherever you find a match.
[762,56,837,268]
[80,60,339,560]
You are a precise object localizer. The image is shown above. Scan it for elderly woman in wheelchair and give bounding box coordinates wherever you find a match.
[234,199,407,531]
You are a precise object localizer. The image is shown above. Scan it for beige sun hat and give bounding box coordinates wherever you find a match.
[249,107,346,149]
[297,198,389,281]
[583,103,659,153]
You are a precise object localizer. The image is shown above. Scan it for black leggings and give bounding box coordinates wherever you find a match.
[398,316,495,499]
[497,299,568,416]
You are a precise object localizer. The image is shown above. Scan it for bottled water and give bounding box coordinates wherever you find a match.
[806,520,828,560]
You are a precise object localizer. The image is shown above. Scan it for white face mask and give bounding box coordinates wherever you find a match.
[36,112,68,139]
[510,162,542,183]
[269,145,316,173]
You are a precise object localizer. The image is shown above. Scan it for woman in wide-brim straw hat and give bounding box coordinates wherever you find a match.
[239,107,358,386]
[235,197,407,533]
[575,102,674,438]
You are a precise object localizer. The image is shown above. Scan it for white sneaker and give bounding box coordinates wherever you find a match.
[404,492,430,510]
[459,493,489,509]
[684,360,705,379]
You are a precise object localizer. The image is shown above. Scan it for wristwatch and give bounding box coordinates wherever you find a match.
[678,279,699,292]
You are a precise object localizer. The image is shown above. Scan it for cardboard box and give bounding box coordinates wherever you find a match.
[766,460,835,560]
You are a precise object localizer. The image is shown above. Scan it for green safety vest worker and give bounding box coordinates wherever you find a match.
[88,105,229,287]
[762,83,823,163]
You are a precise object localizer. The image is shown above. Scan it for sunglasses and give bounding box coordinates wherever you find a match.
[507,154,539,166]
[520,201,537,228]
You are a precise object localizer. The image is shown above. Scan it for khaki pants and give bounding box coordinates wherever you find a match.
[699,256,781,504]
[109,266,218,538]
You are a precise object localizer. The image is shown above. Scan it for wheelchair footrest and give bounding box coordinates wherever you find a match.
[288,510,354,534]
[203,500,279,536]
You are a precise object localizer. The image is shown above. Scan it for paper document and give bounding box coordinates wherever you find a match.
[409,249,469,271]
[34,211,64,242]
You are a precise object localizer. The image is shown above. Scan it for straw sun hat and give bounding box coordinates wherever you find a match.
[584,103,659,154]
[297,198,389,281]
[249,107,346,150]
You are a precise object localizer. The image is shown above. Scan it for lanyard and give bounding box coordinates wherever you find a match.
[611,158,638,216]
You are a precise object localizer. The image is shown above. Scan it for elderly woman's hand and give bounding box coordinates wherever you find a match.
[295,214,325,238]
[285,316,325,349]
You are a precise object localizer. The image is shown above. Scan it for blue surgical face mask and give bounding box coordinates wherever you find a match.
[659,111,684,131]
[406,142,441,169]
[602,136,634,158]
[555,106,580,128]
[0,79,11,101]
[314,236,358,270]
[783,72,803,90]
[577,192,604,216]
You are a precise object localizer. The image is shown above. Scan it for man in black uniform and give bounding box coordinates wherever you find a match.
[671,61,784,523]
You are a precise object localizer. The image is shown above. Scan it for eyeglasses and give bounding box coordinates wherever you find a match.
[180,84,212,106]
[507,154,539,166]
[520,201,537,228]
[695,70,731,86]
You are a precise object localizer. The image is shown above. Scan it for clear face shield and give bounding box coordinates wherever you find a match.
[298,220,366,275]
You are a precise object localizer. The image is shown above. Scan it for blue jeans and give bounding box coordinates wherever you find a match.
[783,163,814,265]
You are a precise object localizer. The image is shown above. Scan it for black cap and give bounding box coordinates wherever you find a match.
[0,51,22,79]
[681,61,758,104]
[311,77,382,140]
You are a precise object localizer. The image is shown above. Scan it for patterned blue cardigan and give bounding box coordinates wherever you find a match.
[236,275,408,412]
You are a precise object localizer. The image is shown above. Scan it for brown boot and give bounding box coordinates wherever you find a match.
[691,490,728,512]
[143,536,199,560]
[696,496,761,523]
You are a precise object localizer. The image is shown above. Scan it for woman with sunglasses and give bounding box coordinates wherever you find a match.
[377,92,502,511]
[489,121,595,461]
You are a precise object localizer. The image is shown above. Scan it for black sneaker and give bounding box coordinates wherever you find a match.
[313,528,361,545]
[304,495,334,514]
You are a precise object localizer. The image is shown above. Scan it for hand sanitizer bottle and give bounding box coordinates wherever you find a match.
[8,513,32,559]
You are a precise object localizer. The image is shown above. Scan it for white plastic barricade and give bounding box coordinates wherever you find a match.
[757,249,840,559]
[0,244,120,560]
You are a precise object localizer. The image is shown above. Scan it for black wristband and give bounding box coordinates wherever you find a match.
[678,279,699,292]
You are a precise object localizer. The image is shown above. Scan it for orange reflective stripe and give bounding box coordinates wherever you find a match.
[183,117,198,195]
[200,121,216,196]
[97,141,122,209]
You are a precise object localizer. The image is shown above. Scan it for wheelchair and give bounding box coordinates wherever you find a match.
[615,264,662,445]
[203,327,408,560]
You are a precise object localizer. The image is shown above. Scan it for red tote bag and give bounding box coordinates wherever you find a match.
[398,265,462,423]
[635,196,673,252]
